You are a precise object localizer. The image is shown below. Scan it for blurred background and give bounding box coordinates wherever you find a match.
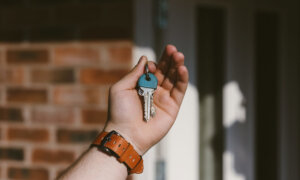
[0,0,299,180]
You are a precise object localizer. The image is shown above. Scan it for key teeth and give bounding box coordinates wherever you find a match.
[144,110,149,122]
[144,101,149,122]
[150,106,156,117]
[144,110,148,122]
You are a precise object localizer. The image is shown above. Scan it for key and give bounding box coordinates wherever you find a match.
[150,93,155,117]
[137,69,158,122]
[138,72,157,121]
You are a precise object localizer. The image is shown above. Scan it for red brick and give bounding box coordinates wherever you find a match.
[0,50,4,66]
[31,68,75,84]
[108,45,132,63]
[0,147,24,161]
[0,88,2,102]
[0,88,2,103]
[32,107,75,124]
[80,68,128,85]
[0,107,23,122]
[53,87,100,106]
[7,127,49,142]
[54,47,100,66]
[100,86,110,109]
[81,109,107,124]
[8,167,49,180]
[32,149,75,164]
[0,67,25,84]
[57,129,98,144]
[7,88,47,104]
[6,49,49,65]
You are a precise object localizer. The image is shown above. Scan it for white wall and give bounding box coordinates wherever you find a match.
[134,0,300,180]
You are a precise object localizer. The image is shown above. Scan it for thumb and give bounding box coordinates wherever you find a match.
[114,56,148,90]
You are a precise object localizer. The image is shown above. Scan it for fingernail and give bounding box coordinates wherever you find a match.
[138,56,145,64]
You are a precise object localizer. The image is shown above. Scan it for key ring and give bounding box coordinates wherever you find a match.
[145,63,150,80]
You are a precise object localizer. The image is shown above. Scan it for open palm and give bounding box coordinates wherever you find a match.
[104,45,189,154]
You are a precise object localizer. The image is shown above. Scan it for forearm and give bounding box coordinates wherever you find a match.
[58,147,128,180]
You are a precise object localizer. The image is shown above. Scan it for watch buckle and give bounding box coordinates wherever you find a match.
[100,130,119,153]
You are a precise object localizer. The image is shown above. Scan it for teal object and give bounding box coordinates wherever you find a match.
[138,73,158,89]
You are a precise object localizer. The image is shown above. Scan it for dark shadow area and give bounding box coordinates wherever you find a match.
[255,11,279,180]
[196,6,225,180]
[0,0,133,42]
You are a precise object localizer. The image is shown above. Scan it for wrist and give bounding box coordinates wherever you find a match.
[91,130,144,174]
[89,147,128,175]
[104,123,146,155]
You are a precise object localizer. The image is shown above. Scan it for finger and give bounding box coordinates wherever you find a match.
[113,56,148,90]
[170,65,189,105]
[161,52,185,91]
[147,61,157,73]
[155,45,177,85]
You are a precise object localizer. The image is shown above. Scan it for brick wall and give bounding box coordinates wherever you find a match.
[0,41,133,180]
[0,0,134,179]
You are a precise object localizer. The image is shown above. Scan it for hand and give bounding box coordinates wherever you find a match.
[104,45,189,154]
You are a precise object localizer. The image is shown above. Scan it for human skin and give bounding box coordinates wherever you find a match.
[58,45,189,180]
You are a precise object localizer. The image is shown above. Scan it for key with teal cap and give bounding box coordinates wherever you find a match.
[137,65,158,122]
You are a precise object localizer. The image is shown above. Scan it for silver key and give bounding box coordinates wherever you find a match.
[138,87,155,121]
[137,64,158,122]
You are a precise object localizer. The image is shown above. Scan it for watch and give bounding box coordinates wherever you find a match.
[91,130,144,174]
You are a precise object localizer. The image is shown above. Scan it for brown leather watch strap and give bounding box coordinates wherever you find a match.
[91,131,144,174]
